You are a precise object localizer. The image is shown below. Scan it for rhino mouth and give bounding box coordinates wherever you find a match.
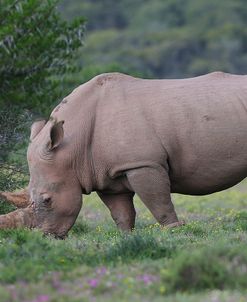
[54,234,66,240]
[45,232,67,240]
[42,228,68,240]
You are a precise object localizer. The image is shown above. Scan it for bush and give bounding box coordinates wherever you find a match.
[162,242,247,292]
[0,107,31,213]
[0,0,85,113]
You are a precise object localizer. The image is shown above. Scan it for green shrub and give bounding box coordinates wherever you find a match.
[162,242,247,292]
[0,0,85,112]
[105,232,174,262]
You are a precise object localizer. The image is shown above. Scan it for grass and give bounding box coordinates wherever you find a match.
[0,181,247,301]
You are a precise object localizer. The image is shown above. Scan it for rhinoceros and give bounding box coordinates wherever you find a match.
[1,71,247,238]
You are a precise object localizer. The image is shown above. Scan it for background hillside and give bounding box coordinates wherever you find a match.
[59,0,247,87]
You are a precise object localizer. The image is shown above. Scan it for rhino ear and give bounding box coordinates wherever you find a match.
[47,120,64,151]
[30,120,46,141]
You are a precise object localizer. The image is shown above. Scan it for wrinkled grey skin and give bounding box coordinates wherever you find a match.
[27,72,247,238]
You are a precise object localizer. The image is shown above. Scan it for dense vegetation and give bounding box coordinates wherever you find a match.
[0,1,247,301]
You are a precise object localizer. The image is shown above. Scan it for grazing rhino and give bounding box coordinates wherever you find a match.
[1,72,247,238]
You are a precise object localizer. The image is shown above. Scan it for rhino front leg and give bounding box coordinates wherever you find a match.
[97,192,136,231]
[0,188,30,208]
[126,166,183,227]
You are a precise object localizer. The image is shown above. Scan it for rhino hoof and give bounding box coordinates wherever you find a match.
[165,220,186,228]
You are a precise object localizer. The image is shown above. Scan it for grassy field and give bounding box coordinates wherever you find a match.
[0,181,247,302]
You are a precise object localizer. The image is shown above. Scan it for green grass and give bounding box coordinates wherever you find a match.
[0,182,247,301]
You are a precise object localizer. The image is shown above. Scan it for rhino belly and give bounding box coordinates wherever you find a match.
[170,160,247,195]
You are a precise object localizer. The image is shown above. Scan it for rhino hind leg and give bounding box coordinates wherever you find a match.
[97,192,136,231]
[0,188,30,208]
[126,166,183,227]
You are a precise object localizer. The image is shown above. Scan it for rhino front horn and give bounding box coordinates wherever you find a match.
[0,207,36,229]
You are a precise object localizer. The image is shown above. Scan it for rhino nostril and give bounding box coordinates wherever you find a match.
[43,197,52,205]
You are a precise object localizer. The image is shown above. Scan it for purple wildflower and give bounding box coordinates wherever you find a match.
[58,287,66,293]
[36,295,50,302]
[137,274,158,285]
[51,277,61,289]
[9,288,17,300]
[88,278,99,288]
[96,266,107,276]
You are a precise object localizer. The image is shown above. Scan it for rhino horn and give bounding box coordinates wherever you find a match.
[0,207,36,229]
[0,189,30,208]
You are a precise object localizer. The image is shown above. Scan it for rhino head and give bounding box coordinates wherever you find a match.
[27,119,82,239]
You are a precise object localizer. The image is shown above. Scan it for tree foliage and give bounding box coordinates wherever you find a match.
[0,0,85,111]
[0,0,85,207]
